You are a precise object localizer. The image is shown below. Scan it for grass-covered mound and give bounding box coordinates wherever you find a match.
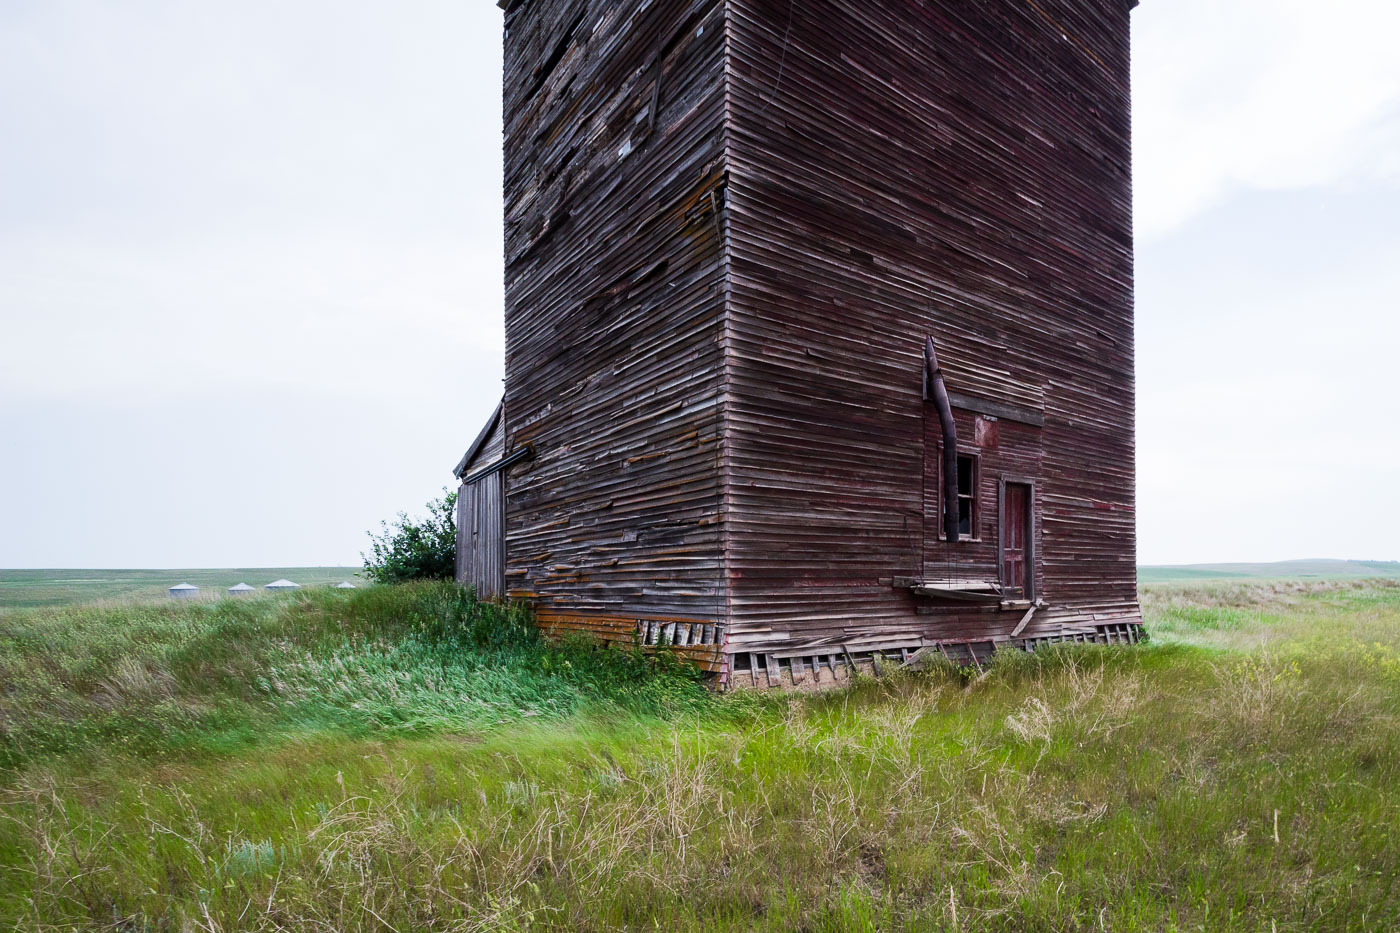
[1,581,1399,930]
[0,582,709,771]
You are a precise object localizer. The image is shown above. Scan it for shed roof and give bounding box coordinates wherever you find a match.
[453,398,504,478]
[169,583,198,591]
[265,579,300,589]
[228,583,255,592]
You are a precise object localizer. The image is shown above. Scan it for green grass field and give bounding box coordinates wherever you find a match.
[11,562,1397,610]
[0,567,364,611]
[2,579,1399,930]
[1138,559,1400,583]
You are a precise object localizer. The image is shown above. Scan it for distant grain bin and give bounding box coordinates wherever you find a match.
[335,582,357,590]
[228,583,255,596]
[168,583,199,599]
[264,579,300,592]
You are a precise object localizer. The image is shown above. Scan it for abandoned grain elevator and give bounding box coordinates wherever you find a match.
[456,0,1143,686]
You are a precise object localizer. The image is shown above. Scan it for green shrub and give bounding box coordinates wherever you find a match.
[361,488,458,584]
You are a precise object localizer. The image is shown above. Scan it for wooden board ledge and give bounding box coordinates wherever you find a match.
[909,581,1005,603]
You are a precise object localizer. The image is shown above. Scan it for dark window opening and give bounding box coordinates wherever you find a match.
[945,453,978,539]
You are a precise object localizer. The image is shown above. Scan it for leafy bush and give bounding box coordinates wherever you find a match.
[361,488,457,584]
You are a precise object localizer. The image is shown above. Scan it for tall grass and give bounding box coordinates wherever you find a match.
[1,581,1398,930]
[0,582,710,771]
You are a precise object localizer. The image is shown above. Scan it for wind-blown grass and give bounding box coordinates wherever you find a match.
[0,582,711,771]
[2,580,1399,930]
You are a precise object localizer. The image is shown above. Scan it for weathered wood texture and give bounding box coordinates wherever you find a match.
[458,405,505,479]
[489,0,1140,680]
[1003,482,1031,597]
[921,411,1043,592]
[457,410,507,598]
[499,0,730,657]
[722,0,1140,665]
[458,471,506,599]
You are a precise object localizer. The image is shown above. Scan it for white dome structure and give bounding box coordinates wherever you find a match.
[264,579,300,591]
[168,583,199,599]
[335,581,357,589]
[228,583,255,595]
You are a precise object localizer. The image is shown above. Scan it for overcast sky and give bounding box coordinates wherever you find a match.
[1,0,1397,569]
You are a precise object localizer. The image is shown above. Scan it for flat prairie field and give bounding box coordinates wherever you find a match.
[0,567,363,610]
[0,579,1398,931]
[1138,559,1400,584]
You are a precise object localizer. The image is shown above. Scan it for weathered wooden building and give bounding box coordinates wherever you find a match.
[457,0,1142,686]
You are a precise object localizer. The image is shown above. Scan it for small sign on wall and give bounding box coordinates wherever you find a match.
[975,415,999,449]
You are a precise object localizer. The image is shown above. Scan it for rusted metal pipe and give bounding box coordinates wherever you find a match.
[925,335,960,543]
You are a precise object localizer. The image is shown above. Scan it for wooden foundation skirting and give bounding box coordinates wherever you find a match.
[724,621,1146,690]
[532,609,1143,687]
[534,611,727,672]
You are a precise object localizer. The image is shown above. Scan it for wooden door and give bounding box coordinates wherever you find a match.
[1001,482,1031,598]
[457,472,505,599]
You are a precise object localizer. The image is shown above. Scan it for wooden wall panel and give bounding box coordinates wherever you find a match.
[493,0,1140,675]
[500,0,731,636]
[921,411,1044,592]
[458,473,506,600]
[474,419,505,473]
[722,0,1140,660]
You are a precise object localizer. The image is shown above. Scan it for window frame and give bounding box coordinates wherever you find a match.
[937,447,982,542]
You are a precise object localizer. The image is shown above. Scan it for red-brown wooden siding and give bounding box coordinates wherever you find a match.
[491,0,1140,675]
[721,0,1138,661]
[500,0,731,663]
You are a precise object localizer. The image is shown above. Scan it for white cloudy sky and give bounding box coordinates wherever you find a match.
[1,0,1397,569]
